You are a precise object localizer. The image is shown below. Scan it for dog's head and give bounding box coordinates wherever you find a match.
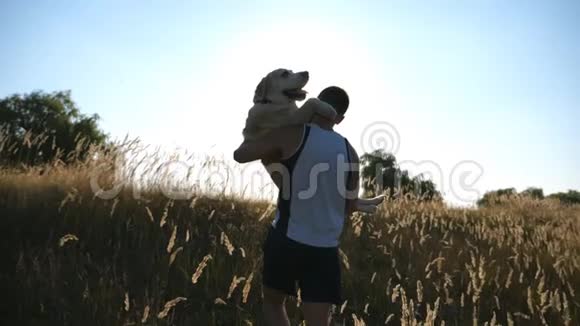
[253,68,309,104]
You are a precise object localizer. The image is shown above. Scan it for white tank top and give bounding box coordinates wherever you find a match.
[271,124,353,247]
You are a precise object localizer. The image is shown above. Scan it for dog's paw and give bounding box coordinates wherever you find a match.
[316,100,337,120]
[306,98,337,120]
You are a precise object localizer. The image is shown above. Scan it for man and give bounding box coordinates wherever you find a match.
[233,86,359,326]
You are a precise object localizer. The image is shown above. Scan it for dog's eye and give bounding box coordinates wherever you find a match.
[281,71,290,78]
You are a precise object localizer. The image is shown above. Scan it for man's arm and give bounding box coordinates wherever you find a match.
[345,140,360,216]
[233,130,283,163]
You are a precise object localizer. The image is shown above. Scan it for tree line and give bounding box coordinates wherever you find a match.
[0,90,106,166]
[477,187,580,206]
[1,91,577,206]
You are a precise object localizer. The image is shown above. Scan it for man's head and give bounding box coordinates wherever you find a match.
[318,86,349,124]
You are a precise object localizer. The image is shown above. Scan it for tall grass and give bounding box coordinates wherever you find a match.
[0,133,579,325]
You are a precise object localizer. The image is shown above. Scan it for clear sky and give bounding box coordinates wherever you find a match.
[1,0,579,204]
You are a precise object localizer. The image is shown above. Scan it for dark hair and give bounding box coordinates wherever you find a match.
[318,86,349,116]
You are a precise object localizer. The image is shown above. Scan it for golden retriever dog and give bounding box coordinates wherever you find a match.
[242,68,337,141]
[242,68,385,213]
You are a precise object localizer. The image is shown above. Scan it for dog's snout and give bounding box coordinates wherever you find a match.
[299,71,309,79]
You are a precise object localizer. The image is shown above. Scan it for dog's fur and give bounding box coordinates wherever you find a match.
[242,68,337,141]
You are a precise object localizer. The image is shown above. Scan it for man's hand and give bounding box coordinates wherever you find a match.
[355,194,386,214]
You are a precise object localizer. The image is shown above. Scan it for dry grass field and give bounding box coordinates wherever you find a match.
[0,139,579,325]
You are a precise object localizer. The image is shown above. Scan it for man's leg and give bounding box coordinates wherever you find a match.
[302,302,332,326]
[299,246,341,326]
[263,286,291,326]
[261,228,297,326]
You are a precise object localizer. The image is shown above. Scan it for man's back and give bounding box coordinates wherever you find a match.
[272,124,352,248]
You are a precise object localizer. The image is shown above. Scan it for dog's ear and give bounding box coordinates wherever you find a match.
[253,76,271,104]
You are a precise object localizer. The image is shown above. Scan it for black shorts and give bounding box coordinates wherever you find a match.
[261,227,342,305]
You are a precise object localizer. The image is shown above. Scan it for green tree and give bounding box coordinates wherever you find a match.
[0,90,107,166]
[521,187,544,200]
[477,188,517,207]
[478,187,580,207]
[360,149,440,200]
[412,174,440,201]
[548,190,580,205]
[360,149,398,197]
